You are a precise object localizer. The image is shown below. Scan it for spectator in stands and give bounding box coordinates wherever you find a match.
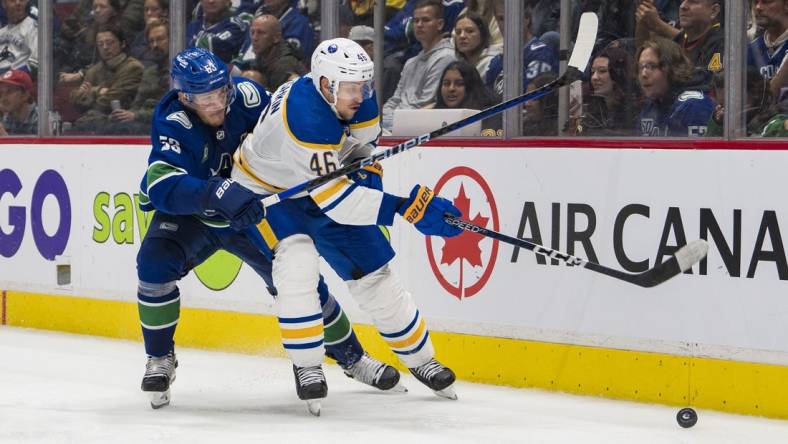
[347,0,406,27]
[485,0,558,104]
[70,26,144,130]
[575,46,638,137]
[104,18,169,134]
[129,0,169,64]
[522,72,558,136]
[56,0,124,76]
[59,0,145,40]
[583,0,638,50]
[381,0,456,131]
[637,37,715,137]
[0,68,36,135]
[431,59,500,135]
[349,25,375,60]
[527,0,559,39]
[635,0,682,42]
[234,14,305,91]
[453,11,500,81]
[0,0,37,76]
[459,0,502,47]
[256,0,316,60]
[240,67,266,85]
[748,0,788,81]
[383,0,463,57]
[707,66,788,137]
[431,60,492,110]
[637,0,724,77]
[188,0,249,64]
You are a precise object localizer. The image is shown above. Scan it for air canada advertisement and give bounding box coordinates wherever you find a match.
[2,145,788,362]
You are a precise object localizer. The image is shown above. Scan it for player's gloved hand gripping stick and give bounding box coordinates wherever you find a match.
[259,13,708,287]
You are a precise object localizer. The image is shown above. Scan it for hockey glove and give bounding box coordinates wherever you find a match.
[203,177,265,231]
[349,162,383,190]
[397,185,463,238]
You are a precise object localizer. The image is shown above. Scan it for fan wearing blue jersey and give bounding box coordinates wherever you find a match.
[137,48,401,410]
[484,0,558,103]
[231,38,464,414]
[636,38,714,137]
[748,0,788,80]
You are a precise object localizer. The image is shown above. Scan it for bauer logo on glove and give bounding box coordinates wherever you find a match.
[403,186,434,224]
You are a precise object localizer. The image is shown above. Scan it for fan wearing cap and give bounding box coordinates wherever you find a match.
[0,68,36,135]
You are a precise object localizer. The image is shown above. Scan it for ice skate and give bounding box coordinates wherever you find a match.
[141,351,178,409]
[342,353,407,392]
[293,365,327,416]
[409,358,457,400]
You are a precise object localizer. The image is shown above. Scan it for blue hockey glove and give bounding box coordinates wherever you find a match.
[397,185,463,237]
[349,162,383,190]
[203,177,265,231]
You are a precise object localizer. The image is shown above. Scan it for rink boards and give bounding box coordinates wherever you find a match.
[2,141,788,419]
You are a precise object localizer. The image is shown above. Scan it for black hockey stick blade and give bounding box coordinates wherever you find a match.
[260,15,600,207]
[444,215,708,288]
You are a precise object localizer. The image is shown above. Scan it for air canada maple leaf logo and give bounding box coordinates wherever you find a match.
[441,184,488,268]
[427,166,499,300]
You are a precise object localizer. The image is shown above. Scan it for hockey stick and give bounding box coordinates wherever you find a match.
[260,13,600,208]
[444,216,708,288]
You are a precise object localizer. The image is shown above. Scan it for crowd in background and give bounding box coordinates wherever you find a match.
[1,0,786,138]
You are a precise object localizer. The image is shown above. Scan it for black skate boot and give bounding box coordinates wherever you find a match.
[141,351,178,409]
[409,358,457,400]
[292,364,328,416]
[342,353,406,392]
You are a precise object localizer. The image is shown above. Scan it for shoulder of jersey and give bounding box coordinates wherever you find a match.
[231,77,269,111]
[153,91,196,131]
[676,90,707,103]
[282,77,344,148]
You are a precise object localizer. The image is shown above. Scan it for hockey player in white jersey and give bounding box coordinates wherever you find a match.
[231,37,464,415]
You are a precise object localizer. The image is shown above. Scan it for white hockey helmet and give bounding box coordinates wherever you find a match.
[311,38,374,112]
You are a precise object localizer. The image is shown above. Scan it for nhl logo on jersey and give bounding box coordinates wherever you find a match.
[216,130,225,140]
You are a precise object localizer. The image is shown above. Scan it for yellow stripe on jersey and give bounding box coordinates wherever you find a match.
[282,87,345,150]
[280,323,324,339]
[312,178,351,205]
[387,319,427,349]
[233,150,285,193]
[349,115,380,130]
[255,218,279,250]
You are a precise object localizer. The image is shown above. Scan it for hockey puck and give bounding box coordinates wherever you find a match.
[676,407,697,428]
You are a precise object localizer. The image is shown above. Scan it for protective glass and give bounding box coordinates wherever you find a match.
[336,80,374,102]
[188,85,232,112]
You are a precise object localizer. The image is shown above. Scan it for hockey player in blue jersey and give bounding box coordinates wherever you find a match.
[636,38,714,137]
[136,47,401,409]
[232,38,464,415]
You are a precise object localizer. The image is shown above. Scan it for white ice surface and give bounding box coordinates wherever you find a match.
[1,327,788,444]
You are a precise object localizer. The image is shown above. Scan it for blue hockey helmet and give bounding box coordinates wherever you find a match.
[171,48,235,111]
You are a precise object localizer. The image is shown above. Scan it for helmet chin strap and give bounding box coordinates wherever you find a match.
[319,77,343,119]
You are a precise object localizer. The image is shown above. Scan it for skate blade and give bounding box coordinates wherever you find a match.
[387,382,408,393]
[433,385,457,400]
[148,390,171,409]
[306,399,322,416]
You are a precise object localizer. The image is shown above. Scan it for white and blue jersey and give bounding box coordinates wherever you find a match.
[639,89,714,137]
[231,75,400,279]
[139,77,270,226]
[485,37,559,99]
[747,35,788,80]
